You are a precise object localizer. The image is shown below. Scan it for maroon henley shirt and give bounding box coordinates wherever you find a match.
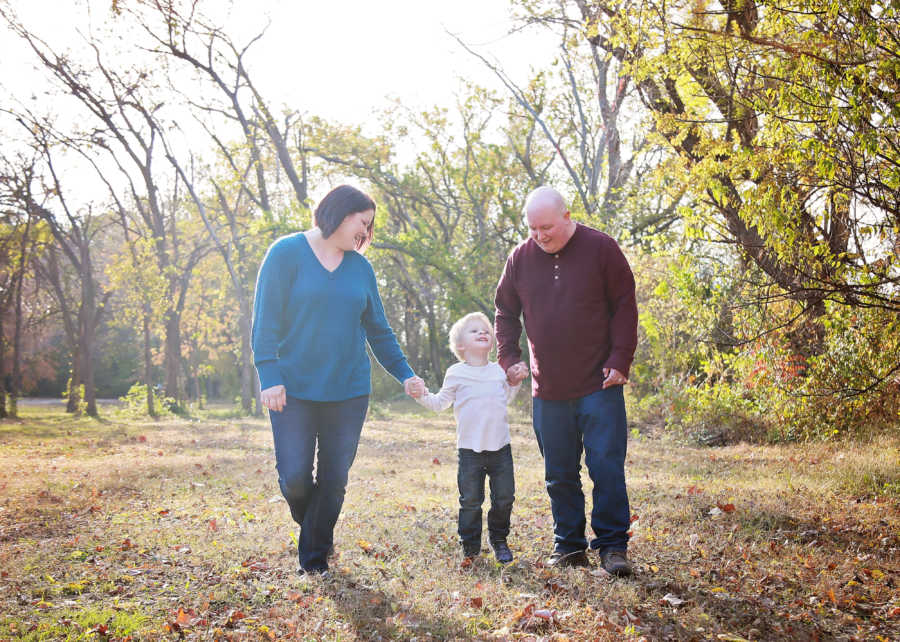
[494,223,638,400]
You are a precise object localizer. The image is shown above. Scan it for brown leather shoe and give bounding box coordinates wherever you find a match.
[546,550,590,568]
[600,549,633,577]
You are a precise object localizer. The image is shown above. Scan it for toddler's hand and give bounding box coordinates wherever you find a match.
[404,376,426,398]
[506,361,529,385]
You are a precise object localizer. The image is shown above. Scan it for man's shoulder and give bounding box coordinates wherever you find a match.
[576,223,619,247]
[506,237,537,262]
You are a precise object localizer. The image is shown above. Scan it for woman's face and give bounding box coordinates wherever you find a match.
[332,209,374,251]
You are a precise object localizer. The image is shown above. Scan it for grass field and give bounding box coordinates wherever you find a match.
[1,402,898,640]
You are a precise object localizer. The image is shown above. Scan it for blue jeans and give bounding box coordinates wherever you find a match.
[457,445,515,550]
[532,386,629,554]
[269,394,369,572]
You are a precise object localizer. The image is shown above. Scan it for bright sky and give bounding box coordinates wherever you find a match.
[2,0,557,128]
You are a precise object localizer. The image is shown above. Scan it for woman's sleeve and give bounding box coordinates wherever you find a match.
[361,263,415,383]
[251,241,288,390]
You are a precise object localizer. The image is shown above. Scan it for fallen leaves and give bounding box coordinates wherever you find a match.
[240,558,269,572]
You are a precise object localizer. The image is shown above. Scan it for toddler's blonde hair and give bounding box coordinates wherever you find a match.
[448,312,494,361]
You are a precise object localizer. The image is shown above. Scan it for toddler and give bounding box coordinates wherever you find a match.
[413,312,527,563]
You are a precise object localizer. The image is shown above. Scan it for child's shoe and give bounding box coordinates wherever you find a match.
[491,540,513,564]
[462,542,481,559]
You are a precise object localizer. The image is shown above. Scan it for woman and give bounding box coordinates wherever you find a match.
[252,185,424,576]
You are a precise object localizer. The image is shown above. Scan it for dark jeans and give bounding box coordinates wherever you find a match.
[457,444,515,550]
[532,386,629,554]
[269,394,369,572]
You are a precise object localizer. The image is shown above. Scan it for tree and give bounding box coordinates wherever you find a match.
[0,142,110,416]
[1,4,213,405]
[303,87,547,381]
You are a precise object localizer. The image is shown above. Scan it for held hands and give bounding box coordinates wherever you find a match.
[404,376,426,398]
[506,361,529,386]
[602,367,628,389]
[260,384,287,413]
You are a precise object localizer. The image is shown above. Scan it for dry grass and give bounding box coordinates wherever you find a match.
[0,402,898,640]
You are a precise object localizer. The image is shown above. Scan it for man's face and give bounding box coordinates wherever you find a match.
[527,203,572,254]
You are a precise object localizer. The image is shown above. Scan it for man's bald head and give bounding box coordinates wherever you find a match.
[523,186,576,254]
[524,186,567,218]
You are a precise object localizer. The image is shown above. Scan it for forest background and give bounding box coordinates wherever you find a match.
[0,0,897,444]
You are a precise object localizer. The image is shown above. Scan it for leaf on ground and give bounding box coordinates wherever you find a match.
[241,558,268,571]
[175,607,201,627]
[357,540,374,553]
[432,457,440,465]
[661,593,685,606]
[224,609,245,628]
[717,502,736,512]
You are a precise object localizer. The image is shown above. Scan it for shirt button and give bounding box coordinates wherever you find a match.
[554,275,559,280]
[555,254,559,258]
[554,264,559,269]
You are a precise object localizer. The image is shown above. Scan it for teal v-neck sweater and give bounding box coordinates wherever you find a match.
[252,233,414,401]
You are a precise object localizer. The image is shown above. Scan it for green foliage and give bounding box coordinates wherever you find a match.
[630,247,900,442]
[117,383,176,418]
[742,306,900,441]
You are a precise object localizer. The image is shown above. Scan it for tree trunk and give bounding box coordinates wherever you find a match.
[80,251,99,418]
[143,312,156,418]
[10,260,24,419]
[424,305,443,382]
[66,353,82,414]
[0,314,7,419]
[81,320,98,417]
[238,299,253,414]
[163,311,181,403]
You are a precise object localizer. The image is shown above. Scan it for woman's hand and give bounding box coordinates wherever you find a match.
[403,376,426,398]
[260,384,287,412]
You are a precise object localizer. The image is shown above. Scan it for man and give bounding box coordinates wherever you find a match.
[495,186,638,576]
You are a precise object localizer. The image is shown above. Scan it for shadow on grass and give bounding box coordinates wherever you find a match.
[0,414,118,442]
[634,575,828,640]
[322,574,465,640]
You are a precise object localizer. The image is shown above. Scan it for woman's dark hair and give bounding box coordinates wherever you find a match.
[314,185,376,251]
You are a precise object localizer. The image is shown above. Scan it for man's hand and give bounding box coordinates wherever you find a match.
[506,361,529,386]
[404,376,426,398]
[260,384,287,412]
[602,367,628,389]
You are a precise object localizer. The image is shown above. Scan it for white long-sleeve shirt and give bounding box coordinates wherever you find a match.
[416,361,520,452]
